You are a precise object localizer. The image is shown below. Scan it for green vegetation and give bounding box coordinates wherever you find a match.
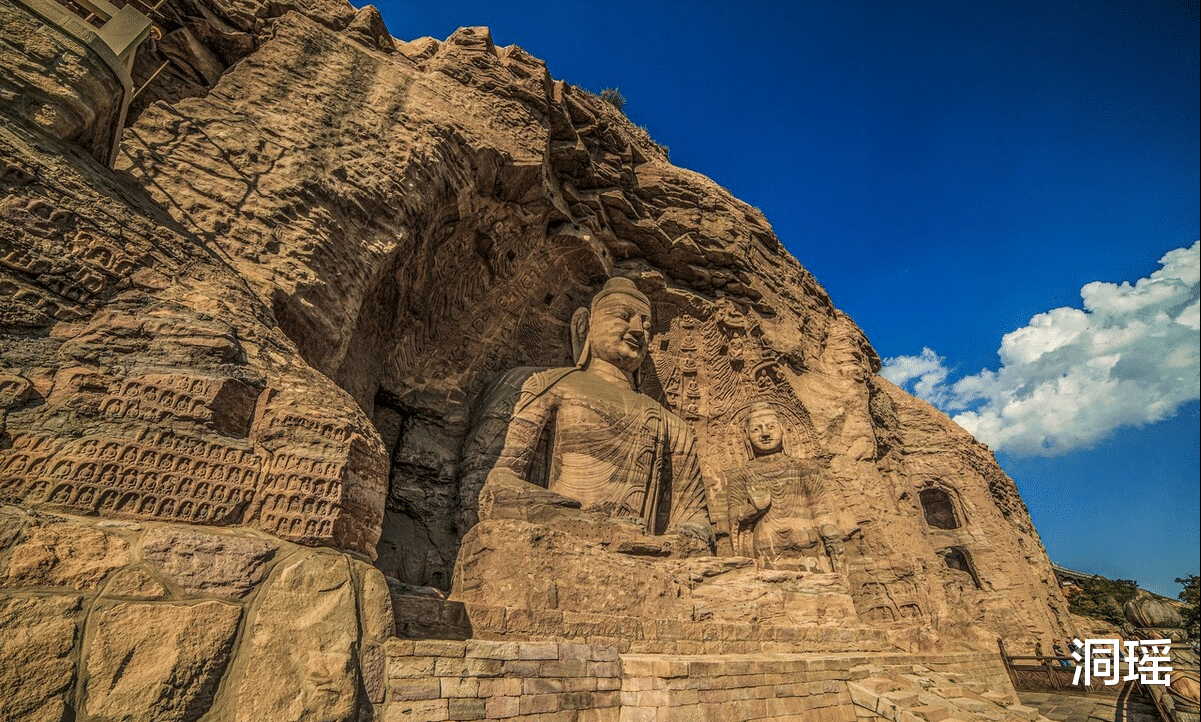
[599,87,626,112]
[587,87,670,159]
[1177,574,1200,638]
[1068,576,1139,627]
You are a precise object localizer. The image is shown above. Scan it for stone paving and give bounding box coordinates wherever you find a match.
[1018,690,1161,722]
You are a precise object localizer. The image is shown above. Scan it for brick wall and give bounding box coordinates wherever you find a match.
[386,639,623,721]
[618,654,858,721]
[383,639,1013,722]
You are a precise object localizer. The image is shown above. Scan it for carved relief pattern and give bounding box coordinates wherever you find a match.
[0,365,359,547]
[0,194,152,325]
[647,298,808,438]
[254,448,342,541]
[248,411,359,543]
[395,230,606,392]
[644,296,821,537]
[850,568,926,624]
[2,427,259,525]
[99,373,255,433]
[638,295,940,625]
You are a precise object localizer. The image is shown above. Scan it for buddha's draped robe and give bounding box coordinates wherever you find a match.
[726,454,831,560]
[492,368,711,537]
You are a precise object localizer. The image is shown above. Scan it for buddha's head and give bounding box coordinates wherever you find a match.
[580,277,652,374]
[745,402,783,456]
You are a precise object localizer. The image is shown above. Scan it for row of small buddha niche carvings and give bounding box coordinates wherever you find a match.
[478,277,847,568]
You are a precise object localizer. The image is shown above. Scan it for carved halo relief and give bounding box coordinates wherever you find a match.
[642,295,791,423]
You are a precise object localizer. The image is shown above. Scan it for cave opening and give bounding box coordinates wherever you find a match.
[919,487,960,530]
[942,546,983,589]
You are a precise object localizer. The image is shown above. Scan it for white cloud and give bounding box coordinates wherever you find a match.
[881,241,1200,457]
[877,347,954,407]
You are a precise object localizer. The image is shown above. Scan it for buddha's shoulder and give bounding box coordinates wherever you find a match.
[551,373,677,412]
[515,367,577,394]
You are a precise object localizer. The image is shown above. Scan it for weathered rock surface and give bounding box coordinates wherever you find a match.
[0,594,81,722]
[94,0,1076,651]
[229,551,359,722]
[0,0,127,165]
[101,565,168,599]
[0,510,392,722]
[0,0,387,559]
[140,526,275,599]
[4,0,1073,642]
[3,518,130,589]
[84,600,242,721]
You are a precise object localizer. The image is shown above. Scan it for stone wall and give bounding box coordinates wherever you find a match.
[381,640,1023,722]
[0,507,393,722]
[386,639,622,721]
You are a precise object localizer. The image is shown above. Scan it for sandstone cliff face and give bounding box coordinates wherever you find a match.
[0,506,394,722]
[3,0,1072,690]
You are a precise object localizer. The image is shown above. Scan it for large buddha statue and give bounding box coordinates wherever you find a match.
[476,277,714,549]
[726,402,847,570]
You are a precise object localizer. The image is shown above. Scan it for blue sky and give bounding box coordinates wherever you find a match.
[372,1,1200,597]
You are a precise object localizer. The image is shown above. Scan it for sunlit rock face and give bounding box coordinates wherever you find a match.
[1,0,1079,719]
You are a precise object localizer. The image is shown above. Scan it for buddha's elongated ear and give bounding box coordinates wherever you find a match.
[570,307,590,365]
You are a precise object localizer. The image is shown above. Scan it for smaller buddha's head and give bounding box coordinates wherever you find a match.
[745,402,783,456]
[582,277,652,373]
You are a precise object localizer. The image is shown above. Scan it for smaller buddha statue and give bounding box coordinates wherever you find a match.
[725,402,846,571]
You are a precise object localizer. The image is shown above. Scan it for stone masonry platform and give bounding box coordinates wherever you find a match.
[382,637,1046,721]
[1017,690,1161,722]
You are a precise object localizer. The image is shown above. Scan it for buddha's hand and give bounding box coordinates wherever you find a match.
[482,468,582,509]
[818,522,842,541]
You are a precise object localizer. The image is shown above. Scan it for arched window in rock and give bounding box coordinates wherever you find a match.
[942,546,982,589]
[919,487,960,529]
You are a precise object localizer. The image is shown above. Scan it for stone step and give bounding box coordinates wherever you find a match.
[900,673,937,689]
[881,689,921,706]
[982,690,1018,705]
[859,676,908,694]
[850,661,1038,722]
[909,703,953,721]
[1003,703,1041,720]
[931,685,965,698]
[947,696,991,713]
